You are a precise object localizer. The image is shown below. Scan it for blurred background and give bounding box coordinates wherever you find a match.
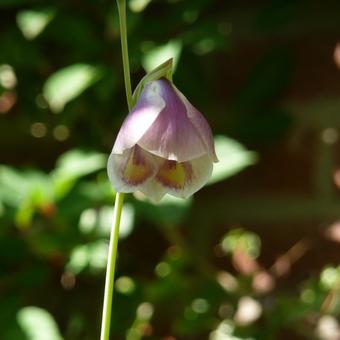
[1,0,340,339]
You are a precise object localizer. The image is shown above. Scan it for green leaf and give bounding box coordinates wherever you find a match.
[208,136,257,185]
[51,150,106,199]
[0,166,54,228]
[66,241,108,274]
[53,150,106,179]
[0,166,53,204]
[17,8,55,40]
[15,198,35,229]
[0,166,30,206]
[17,306,63,340]
[43,64,101,113]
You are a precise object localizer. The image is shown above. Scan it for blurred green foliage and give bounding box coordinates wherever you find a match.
[1,0,340,339]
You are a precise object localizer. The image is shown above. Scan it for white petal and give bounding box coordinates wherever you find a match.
[138,178,167,203]
[155,154,213,199]
[107,147,159,193]
[174,86,218,162]
[107,150,134,193]
[112,82,165,154]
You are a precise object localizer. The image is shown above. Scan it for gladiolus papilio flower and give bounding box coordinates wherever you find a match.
[108,78,218,201]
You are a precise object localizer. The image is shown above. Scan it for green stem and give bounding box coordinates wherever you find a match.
[100,1,133,339]
[117,0,133,110]
[100,192,125,340]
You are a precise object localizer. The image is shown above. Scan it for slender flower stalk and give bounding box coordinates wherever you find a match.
[100,0,132,339]
[100,192,124,340]
[116,0,133,110]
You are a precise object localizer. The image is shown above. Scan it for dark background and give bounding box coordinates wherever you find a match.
[1,0,340,339]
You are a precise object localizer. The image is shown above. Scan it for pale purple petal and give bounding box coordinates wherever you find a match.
[174,86,218,162]
[138,79,207,162]
[154,154,213,199]
[108,78,217,201]
[112,82,165,154]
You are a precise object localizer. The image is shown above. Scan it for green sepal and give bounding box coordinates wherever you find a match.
[132,58,173,106]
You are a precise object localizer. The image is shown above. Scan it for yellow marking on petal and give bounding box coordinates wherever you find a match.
[156,160,191,189]
[123,147,152,185]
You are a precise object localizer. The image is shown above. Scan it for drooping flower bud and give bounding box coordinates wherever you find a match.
[107,78,218,201]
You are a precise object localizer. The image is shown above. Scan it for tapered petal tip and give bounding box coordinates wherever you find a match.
[137,178,167,203]
[173,85,218,163]
[153,155,213,199]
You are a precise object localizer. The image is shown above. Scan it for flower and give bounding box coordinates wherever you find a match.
[107,78,218,201]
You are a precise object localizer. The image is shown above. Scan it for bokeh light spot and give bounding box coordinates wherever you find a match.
[217,271,238,292]
[324,221,340,243]
[193,38,216,55]
[115,276,136,295]
[0,91,16,113]
[334,43,340,69]
[234,296,262,326]
[317,315,340,340]
[79,208,97,234]
[253,271,275,293]
[30,122,47,138]
[320,266,340,290]
[321,128,338,145]
[0,64,17,89]
[53,125,70,141]
[137,302,154,320]
[60,272,76,290]
[300,288,315,304]
[155,262,171,277]
[35,94,48,109]
[191,298,209,314]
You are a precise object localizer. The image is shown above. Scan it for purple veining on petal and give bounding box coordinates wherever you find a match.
[107,146,160,193]
[155,159,193,190]
[121,145,155,185]
[107,149,136,193]
[155,154,213,199]
[137,79,207,162]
